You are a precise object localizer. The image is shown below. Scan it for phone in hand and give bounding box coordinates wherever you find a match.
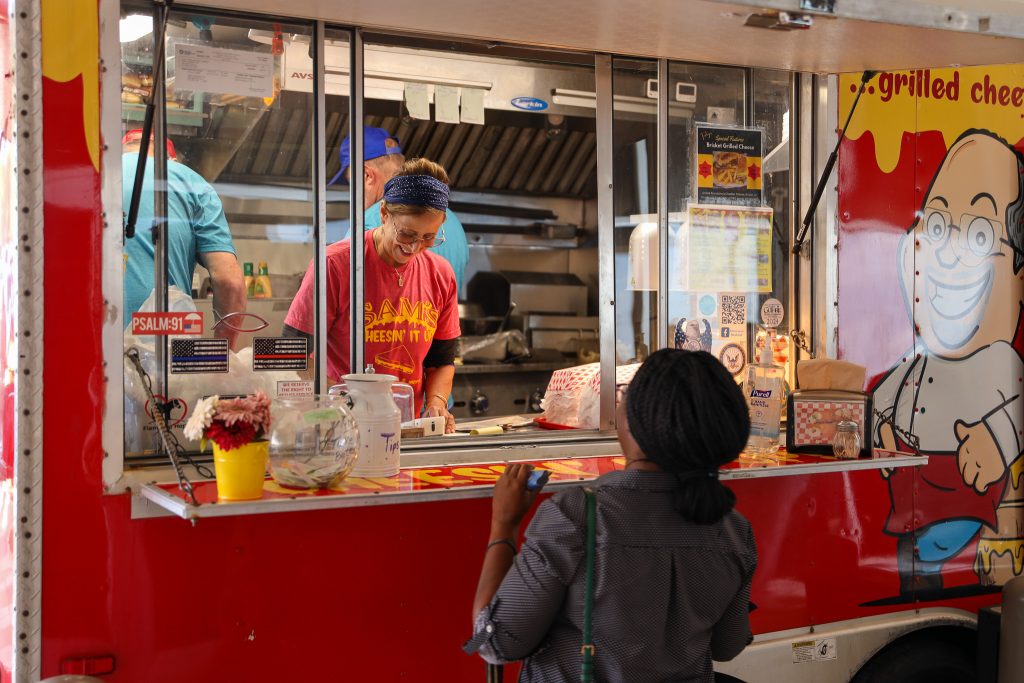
[526,469,551,491]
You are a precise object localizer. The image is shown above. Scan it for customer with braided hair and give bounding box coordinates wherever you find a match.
[466,349,758,682]
[625,348,750,525]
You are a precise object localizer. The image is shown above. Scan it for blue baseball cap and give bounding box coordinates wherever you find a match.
[329,126,403,186]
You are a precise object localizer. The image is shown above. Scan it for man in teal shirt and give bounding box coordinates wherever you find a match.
[122,131,246,347]
[330,126,469,297]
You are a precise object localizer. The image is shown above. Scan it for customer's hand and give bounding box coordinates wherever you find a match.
[492,463,540,530]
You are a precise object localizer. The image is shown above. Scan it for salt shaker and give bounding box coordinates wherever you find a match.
[832,420,862,459]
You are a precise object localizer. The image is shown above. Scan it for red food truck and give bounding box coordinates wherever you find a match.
[1,0,1023,681]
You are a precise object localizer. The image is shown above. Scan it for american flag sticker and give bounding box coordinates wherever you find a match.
[170,338,229,374]
[182,312,203,335]
[253,337,309,371]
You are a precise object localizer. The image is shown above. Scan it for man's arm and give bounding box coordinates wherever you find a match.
[199,251,246,350]
[957,343,1024,492]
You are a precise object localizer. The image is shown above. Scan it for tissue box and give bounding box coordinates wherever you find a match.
[797,359,866,391]
[786,389,873,457]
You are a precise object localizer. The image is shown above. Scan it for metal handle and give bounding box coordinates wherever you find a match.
[125,348,202,505]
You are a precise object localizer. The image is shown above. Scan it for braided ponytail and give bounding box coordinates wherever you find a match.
[625,349,750,524]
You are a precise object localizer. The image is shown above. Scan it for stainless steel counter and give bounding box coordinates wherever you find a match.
[455,361,574,375]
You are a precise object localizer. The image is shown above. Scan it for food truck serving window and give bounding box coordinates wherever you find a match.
[119,5,345,466]
[110,1,797,491]
[357,34,601,441]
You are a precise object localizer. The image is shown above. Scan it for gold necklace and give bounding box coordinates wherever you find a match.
[373,228,407,286]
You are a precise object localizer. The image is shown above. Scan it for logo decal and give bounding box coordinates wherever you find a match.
[511,96,548,111]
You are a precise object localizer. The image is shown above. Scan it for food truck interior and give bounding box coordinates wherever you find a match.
[118,2,792,466]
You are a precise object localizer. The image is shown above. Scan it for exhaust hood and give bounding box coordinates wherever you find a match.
[280,42,600,118]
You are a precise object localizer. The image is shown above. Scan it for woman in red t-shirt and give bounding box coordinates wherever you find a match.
[284,158,461,432]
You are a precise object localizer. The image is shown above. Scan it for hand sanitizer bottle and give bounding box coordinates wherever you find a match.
[745,334,784,454]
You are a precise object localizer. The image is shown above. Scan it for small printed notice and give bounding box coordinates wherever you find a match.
[170,338,229,374]
[132,311,203,336]
[174,43,274,98]
[404,82,430,120]
[683,204,773,293]
[277,380,314,399]
[253,337,308,371]
[435,85,461,124]
[695,125,764,206]
[792,638,837,664]
[760,298,785,328]
[461,88,486,125]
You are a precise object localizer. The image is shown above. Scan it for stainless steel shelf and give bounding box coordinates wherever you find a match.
[455,361,574,375]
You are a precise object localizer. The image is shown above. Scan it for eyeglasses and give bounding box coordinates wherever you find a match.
[391,219,446,248]
[919,208,1017,267]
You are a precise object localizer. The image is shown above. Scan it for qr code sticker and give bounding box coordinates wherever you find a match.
[721,295,746,325]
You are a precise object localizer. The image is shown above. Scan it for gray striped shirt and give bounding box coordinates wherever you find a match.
[469,470,757,682]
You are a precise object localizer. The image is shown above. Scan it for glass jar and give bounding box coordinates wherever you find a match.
[832,420,862,460]
[268,395,359,489]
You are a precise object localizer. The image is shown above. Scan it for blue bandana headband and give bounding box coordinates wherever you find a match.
[383,174,450,212]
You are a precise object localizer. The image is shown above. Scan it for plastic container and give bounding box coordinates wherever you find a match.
[331,380,414,423]
[745,337,785,454]
[338,373,402,477]
[243,261,254,297]
[391,382,415,422]
[267,395,359,489]
[251,260,273,298]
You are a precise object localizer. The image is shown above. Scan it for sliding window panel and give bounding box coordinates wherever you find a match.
[120,9,322,460]
[612,58,659,371]
[359,35,599,431]
[665,62,792,384]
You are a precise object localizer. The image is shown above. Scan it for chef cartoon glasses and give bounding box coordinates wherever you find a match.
[920,208,1022,267]
[391,217,446,248]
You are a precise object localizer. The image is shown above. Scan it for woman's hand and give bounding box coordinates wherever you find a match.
[472,462,539,619]
[491,463,540,532]
[424,397,456,433]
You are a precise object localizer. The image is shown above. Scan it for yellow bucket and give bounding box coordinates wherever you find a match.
[213,441,269,501]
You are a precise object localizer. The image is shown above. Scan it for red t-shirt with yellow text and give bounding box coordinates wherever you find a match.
[284,235,460,413]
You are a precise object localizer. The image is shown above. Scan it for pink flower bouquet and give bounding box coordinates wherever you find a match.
[184,391,272,451]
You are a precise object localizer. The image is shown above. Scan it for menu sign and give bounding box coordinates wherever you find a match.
[695,125,763,206]
[683,204,773,293]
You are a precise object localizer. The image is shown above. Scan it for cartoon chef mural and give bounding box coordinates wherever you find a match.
[872,129,1024,595]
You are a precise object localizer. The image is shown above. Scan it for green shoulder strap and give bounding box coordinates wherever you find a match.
[581,487,597,683]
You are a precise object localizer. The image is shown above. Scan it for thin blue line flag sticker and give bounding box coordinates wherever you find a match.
[171,338,229,374]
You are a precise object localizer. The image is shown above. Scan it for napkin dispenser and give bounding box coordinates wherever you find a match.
[786,389,873,457]
[786,359,872,457]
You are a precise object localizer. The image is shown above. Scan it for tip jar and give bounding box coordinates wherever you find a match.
[268,395,359,489]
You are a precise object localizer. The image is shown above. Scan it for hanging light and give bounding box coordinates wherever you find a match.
[119,15,153,43]
[627,222,659,291]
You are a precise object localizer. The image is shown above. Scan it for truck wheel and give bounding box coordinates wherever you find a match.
[852,637,974,683]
